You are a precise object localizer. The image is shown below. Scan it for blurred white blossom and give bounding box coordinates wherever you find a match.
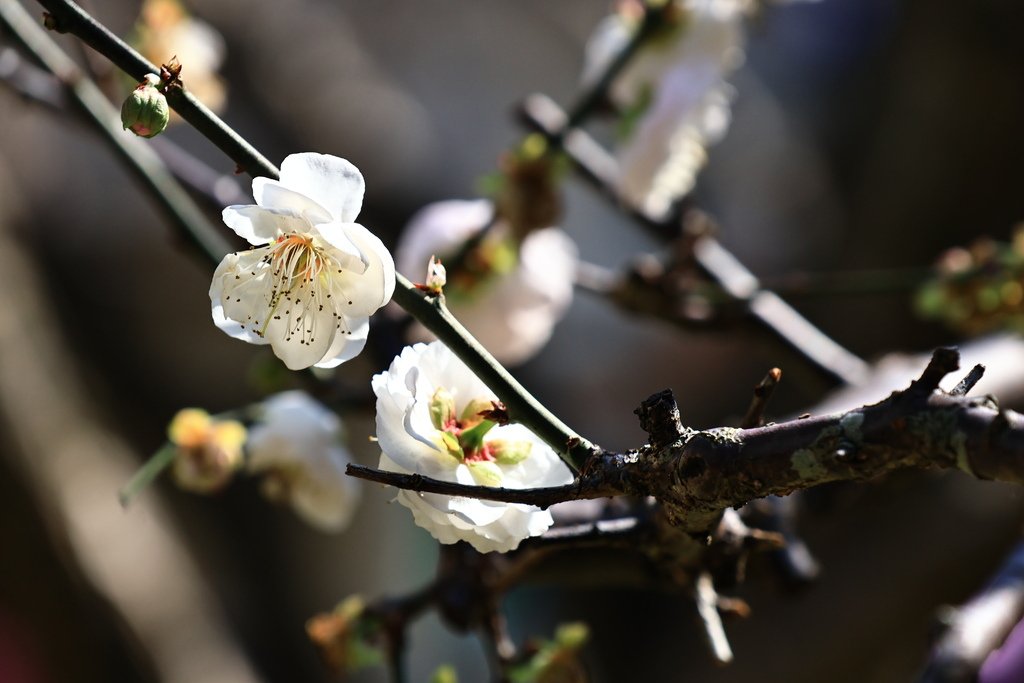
[396,199,576,365]
[247,391,360,532]
[211,153,395,370]
[583,0,749,220]
[372,342,573,553]
[133,0,227,113]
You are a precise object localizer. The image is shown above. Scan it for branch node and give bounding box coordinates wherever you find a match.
[635,389,684,448]
[913,347,961,395]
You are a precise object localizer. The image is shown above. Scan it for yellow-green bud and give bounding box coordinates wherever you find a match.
[438,431,464,462]
[459,397,493,429]
[490,439,532,466]
[467,460,503,487]
[429,387,457,431]
[554,622,589,649]
[121,73,169,138]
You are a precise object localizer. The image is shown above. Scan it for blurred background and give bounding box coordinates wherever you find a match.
[2,0,1024,681]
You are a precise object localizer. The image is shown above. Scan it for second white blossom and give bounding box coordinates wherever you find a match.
[372,342,573,553]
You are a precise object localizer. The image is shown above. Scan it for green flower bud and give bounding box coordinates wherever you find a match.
[437,431,464,462]
[429,387,457,430]
[430,665,459,683]
[490,439,532,466]
[467,460,503,487]
[554,622,589,649]
[121,73,169,138]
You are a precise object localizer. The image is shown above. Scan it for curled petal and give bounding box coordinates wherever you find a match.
[314,316,369,369]
[252,177,334,224]
[222,205,308,246]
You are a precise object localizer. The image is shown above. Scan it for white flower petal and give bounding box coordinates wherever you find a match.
[262,304,338,371]
[314,316,369,369]
[222,205,308,246]
[310,223,365,265]
[252,177,334,224]
[339,223,397,315]
[582,1,747,220]
[210,250,272,344]
[280,153,365,224]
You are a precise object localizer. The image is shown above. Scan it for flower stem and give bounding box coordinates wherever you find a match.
[118,444,177,507]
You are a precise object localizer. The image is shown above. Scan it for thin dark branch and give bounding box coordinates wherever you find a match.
[0,46,249,207]
[740,367,782,429]
[389,289,599,470]
[346,463,616,507]
[518,92,871,387]
[0,0,232,263]
[36,0,279,179]
[912,347,961,395]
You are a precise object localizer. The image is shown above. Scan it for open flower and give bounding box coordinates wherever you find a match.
[246,391,360,532]
[372,342,574,553]
[211,153,395,370]
[395,199,576,365]
[582,0,747,219]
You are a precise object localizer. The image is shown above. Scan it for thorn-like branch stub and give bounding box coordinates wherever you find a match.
[635,389,685,449]
[951,364,986,397]
[912,347,961,395]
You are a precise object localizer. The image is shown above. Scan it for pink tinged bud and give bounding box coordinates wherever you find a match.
[121,73,170,138]
[425,255,447,293]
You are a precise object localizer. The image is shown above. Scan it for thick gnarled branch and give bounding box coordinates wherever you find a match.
[353,349,1024,535]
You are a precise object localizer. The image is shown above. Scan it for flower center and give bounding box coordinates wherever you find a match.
[233,232,350,344]
[269,234,324,288]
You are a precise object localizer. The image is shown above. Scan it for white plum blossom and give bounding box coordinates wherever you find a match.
[582,0,748,220]
[372,342,574,553]
[246,391,360,532]
[396,199,577,365]
[211,153,395,370]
